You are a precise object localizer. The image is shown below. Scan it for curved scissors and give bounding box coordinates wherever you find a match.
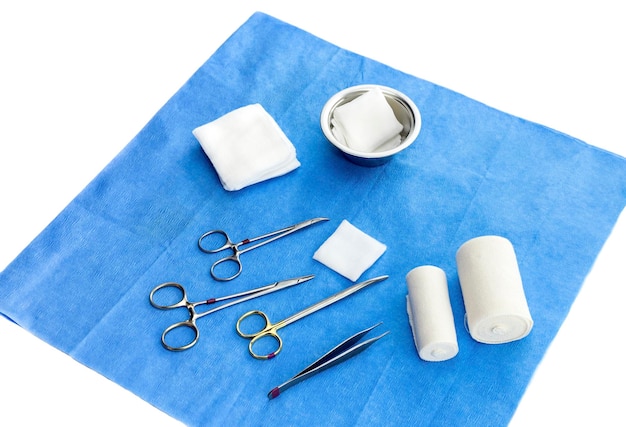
[149,275,314,351]
[236,275,388,360]
[198,217,329,281]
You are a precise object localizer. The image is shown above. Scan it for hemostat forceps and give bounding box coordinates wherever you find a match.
[149,275,314,351]
[198,217,329,281]
[268,322,389,399]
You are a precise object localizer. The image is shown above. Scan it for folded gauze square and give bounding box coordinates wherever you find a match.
[331,87,403,153]
[313,220,387,281]
[192,104,300,191]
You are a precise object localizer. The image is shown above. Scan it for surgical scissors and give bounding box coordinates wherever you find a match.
[198,217,329,281]
[149,275,315,351]
[236,275,388,360]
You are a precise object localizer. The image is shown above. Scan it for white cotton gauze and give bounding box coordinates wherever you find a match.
[192,104,300,191]
[406,266,459,362]
[331,87,403,153]
[313,220,387,282]
[456,236,533,344]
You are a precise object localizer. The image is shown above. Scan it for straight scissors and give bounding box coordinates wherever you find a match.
[198,217,329,281]
[149,275,314,351]
[236,275,388,360]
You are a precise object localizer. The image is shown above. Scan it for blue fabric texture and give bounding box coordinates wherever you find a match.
[2,12,626,426]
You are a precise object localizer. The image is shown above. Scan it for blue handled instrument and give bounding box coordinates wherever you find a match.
[268,322,389,399]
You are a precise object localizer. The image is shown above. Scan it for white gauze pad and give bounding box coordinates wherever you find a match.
[313,220,387,281]
[406,265,459,362]
[331,87,403,153]
[192,104,300,191]
[456,235,533,344]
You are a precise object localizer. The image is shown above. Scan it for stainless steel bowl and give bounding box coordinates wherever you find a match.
[320,84,421,166]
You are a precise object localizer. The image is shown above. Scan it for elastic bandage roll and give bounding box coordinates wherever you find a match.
[406,265,458,362]
[456,235,533,344]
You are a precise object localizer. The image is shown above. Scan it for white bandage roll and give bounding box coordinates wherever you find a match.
[456,236,533,344]
[406,266,458,362]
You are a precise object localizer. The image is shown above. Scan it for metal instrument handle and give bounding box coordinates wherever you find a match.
[236,310,283,360]
[161,321,200,352]
[149,282,188,310]
[209,254,243,281]
[197,229,233,253]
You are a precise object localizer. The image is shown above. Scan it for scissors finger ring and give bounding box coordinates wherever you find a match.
[235,310,271,338]
[249,331,283,360]
[210,255,243,282]
[198,229,233,254]
[236,310,283,359]
[162,321,201,352]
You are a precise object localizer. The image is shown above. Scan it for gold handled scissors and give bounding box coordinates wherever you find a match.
[236,275,389,360]
[198,217,329,281]
[149,275,314,351]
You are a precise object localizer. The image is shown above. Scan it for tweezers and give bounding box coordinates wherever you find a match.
[267,322,389,399]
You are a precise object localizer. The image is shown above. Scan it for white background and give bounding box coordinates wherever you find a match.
[1,1,625,425]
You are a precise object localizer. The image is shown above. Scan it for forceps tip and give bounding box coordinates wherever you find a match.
[311,217,330,223]
[375,330,391,340]
[369,321,384,330]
